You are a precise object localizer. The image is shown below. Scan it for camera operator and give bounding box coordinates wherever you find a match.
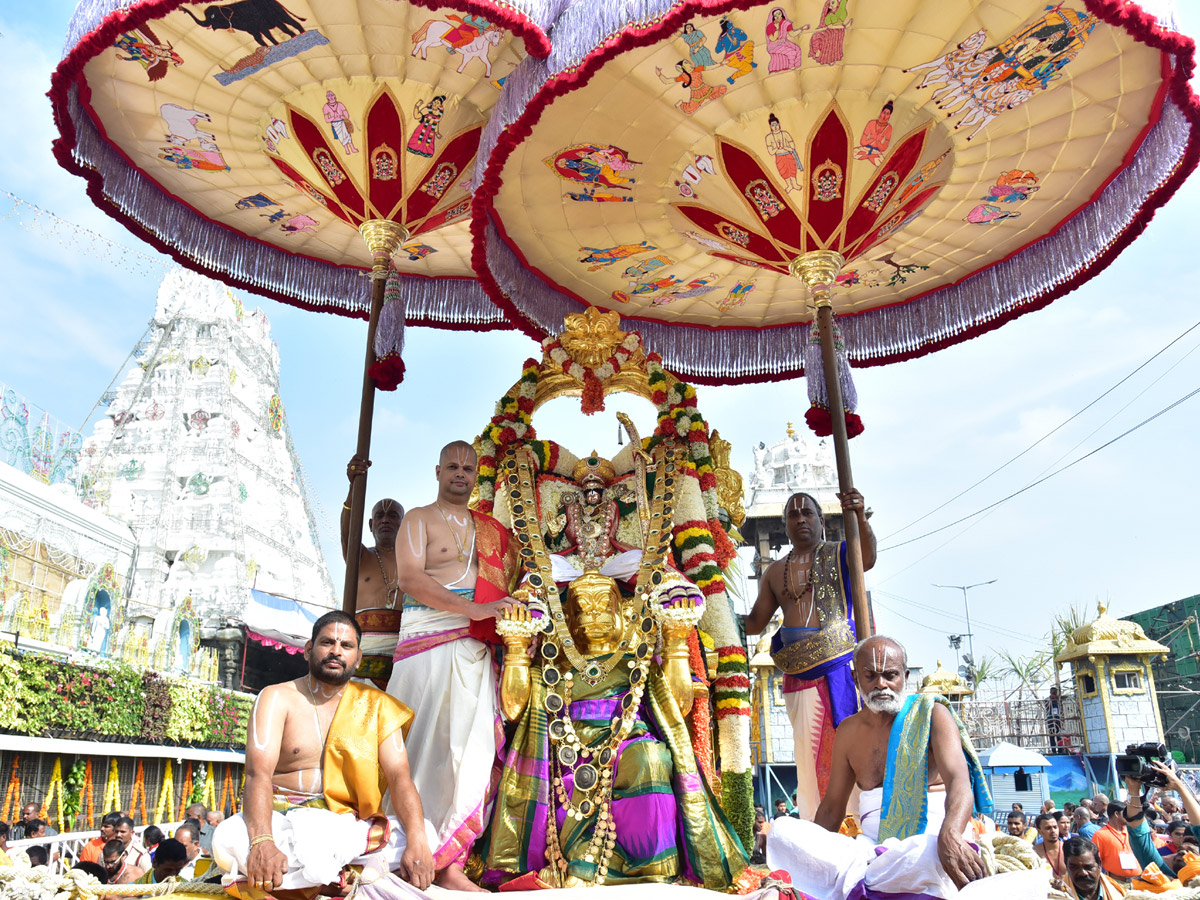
[1123,761,1200,879]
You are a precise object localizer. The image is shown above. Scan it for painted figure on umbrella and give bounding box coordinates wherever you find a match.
[679,22,717,68]
[546,144,641,200]
[114,25,183,82]
[764,8,803,73]
[656,61,728,116]
[801,0,853,67]
[854,101,894,166]
[983,169,1040,203]
[714,16,757,84]
[407,96,446,158]
[579,242,656,272]
[322,91,357,154]
[765,113,803,192]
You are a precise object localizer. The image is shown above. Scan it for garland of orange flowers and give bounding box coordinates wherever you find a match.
[219,765,238,815]
[128,760,148,826]
[178,762,194,820]
[1,755,20,824]
[155,760,174,824]
[81,760,95,829]
[102,759,120,815]
[687,629,717,793]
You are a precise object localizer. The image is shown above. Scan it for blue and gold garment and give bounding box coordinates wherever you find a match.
[878,693,993,842]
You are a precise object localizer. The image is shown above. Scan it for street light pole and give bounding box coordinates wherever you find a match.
[933,580,997,675]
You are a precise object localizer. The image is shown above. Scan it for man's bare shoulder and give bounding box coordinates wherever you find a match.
[259,679,304,704]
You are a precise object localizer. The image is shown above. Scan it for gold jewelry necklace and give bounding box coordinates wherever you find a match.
[435,502,472,562]
[374,550,400,609]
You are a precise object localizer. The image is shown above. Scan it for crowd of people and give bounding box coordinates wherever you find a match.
[991,769,1200,897]
[0,800,227,891]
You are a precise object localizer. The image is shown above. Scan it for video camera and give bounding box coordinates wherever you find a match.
[1115,742,1175,788]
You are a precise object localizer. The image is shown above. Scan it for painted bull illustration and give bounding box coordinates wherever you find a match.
[180,0,306,47]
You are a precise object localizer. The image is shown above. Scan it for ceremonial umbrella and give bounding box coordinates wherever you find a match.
[50,0,557,611]
[470,0,1200,634]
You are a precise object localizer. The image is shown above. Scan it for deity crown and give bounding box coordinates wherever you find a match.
[572,452,616,487]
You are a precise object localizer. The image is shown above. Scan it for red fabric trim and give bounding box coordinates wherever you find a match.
[48,0,546,324]
[469,0,1200,384]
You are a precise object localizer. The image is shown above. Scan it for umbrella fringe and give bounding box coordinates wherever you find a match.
[369,268,407,392]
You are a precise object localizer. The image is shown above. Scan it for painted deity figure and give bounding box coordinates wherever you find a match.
[765,113,803,192]
[322,91,357,154]
[854,101,894,166]
[765,8,803,73]
[484,571,747,888]
[803,0,853,67]
[88,607,111,653]
[714,16,757,84]
[407,96,445,158]
[656,61,727,116]
[679,22,716,68]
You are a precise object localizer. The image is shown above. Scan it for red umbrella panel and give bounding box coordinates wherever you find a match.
[472,0,1200,383]
[51,0,554,323]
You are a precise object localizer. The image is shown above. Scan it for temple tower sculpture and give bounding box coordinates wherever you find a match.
[76,269,334,680]
[1055,602,1169,754]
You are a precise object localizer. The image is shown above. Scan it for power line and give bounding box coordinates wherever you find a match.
[874,588,1043,645]
[880,382,1200,551]
[880,317,1200,542]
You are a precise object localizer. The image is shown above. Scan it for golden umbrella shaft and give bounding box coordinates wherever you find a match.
[343,221,410,615]
[790,252,872,639]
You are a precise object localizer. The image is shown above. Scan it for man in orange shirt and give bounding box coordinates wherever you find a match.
[1091,802,1142,883]
[79,813,121,864]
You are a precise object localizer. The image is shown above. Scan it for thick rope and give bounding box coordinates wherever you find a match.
[0,865,226,899]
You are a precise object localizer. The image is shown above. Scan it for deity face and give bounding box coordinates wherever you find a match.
[583,483,604,506]
[566,574,623,651]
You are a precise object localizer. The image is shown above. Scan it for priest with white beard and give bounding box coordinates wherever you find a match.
[767,635,1045,900]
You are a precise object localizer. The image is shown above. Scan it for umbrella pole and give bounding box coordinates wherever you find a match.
[342,220,409,615]
[793,251,871,639]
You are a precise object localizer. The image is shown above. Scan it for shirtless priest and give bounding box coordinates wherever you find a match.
[389,440,515,891]
[765,635,1047,900]
[212,611,436,896]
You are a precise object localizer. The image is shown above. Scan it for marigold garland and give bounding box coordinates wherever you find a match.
[102,759,120,815]
[42,757,65,834]
[129,760,148,826]
[203,762,218,812]
[82,759,95,829]
[686,630,717,792]
[1,755,20,824]
[220,764,238,815]
[155,758,175,825]
[540,331,641,415]
[178,762,194,820]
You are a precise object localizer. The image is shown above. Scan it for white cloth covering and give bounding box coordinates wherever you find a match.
[767,806,1044,900]
[386,604,497,868]
[549,548,643,583]
[212,808,437,890]
[857,786,948,843]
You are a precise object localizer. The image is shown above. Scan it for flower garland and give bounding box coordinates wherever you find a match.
[101,759,120,816]
[129,760,148,827]
[541,330,642,415]
[82,760,95,829]
[475,357,540,512]
[220,764,238,815]
[154,759,174,825]
[1,755,20,824]
[178,762,194,820]
[203,762,218,812]
[42,758,64,834]
[687,629,717,793]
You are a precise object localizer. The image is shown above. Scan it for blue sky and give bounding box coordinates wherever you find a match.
[3,1,1199,689]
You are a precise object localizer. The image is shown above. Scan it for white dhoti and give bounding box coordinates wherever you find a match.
[387,602,497,870]
[784,683,858,820]
[767,797,1045,900]
[213,808,437,891]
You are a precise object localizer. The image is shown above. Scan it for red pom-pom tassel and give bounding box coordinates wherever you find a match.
[368,355,406,392]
